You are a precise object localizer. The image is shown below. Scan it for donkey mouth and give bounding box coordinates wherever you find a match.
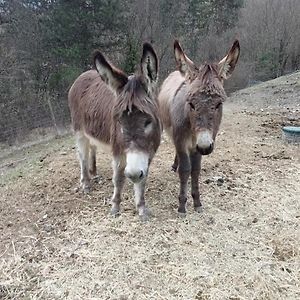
[124,170,147,183]
[196,145,214,155]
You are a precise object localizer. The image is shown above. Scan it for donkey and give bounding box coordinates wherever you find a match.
[68,43,161,219]
[158,40,240,215]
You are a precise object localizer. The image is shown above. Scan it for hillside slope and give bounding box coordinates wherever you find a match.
[229,71,300,109]
[0,71,299,300]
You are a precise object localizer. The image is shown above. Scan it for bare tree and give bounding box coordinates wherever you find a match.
[240,0,300,79]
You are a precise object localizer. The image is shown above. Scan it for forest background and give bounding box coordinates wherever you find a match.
[1,0,299,144]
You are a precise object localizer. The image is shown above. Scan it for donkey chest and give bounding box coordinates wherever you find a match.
[186,133,197,151]
[170,114,196,151]
[169,124,197,152]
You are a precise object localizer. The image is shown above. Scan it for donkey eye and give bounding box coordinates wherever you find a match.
[144,119,152,127]
[189,103,195,110]
[216,102,222,109]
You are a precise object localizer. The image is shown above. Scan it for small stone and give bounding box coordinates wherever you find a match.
[217,179,224,186]
[169,289,176,295]
[69,253,79,259]
[213,176,225,186]
[206,216,215,225]
[44,224,53,232]
[204,178,213,184]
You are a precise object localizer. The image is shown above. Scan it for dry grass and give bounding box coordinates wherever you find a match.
[1,75,300,299]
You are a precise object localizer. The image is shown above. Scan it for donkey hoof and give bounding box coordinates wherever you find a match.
[92,175,101,183]
[83,186,91,194]
[178,212,187,218]
[171,165,177,172]
[110,206,121,217]
[139,213,150,222]
[194,206,203,213]
[178,205,186,216]
[138,207,151,222]
[89,169,97,177]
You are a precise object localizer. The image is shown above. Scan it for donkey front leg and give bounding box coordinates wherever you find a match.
[171,154,178,172]
[190,151,202,212]
[134,179,150,221]
[76,132,91,193]
[111,156,126,216]
[89,145,97,177]
[177,151,191,215]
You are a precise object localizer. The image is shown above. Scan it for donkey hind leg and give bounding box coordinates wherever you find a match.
[76,133,91,193]
[89,145,98,177]
[177,151,191,215]
[111,156,126,216]
[134,179,150,221]
[171,154,178,172]
[190,151,202,213]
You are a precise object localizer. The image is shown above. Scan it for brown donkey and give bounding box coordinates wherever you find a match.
[68,43,161,219]
[158,40,240,215]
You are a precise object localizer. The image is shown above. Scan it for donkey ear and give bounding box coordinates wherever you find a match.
[93,50,128,92]
[218,40,240,80]
[140,42,158,86]
[174,40,197,76]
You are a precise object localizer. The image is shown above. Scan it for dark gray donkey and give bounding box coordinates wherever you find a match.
[158,40,240,215]
[68,43,161,220]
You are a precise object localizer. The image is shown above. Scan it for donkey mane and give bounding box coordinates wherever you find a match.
[190,63,226,98]
[113,75,159,120]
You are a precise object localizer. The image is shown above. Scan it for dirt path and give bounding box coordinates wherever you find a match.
[0,76,299,299]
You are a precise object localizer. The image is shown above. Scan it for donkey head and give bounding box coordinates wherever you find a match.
[174,40,240,155]
[93,43,161,183]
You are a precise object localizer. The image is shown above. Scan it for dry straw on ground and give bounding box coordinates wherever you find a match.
[0,73,300,299]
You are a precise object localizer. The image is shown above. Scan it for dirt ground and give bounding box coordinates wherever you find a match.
[0,73,300,299]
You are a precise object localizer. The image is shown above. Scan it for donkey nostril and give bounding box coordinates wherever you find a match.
[139,171,144,179]
[196,142,214,155]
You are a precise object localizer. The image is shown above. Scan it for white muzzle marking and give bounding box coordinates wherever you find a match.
[125,151,149,182]
[196,131,213,149]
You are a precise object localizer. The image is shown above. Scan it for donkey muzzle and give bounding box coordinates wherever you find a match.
[196,131,214,155]
[124,151,149,183]
[196,143,214,155]
[124,169,145,183]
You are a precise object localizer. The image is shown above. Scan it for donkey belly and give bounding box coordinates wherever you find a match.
[84,131,112,153]
[158,71,185,140]
[69,70,116,154]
